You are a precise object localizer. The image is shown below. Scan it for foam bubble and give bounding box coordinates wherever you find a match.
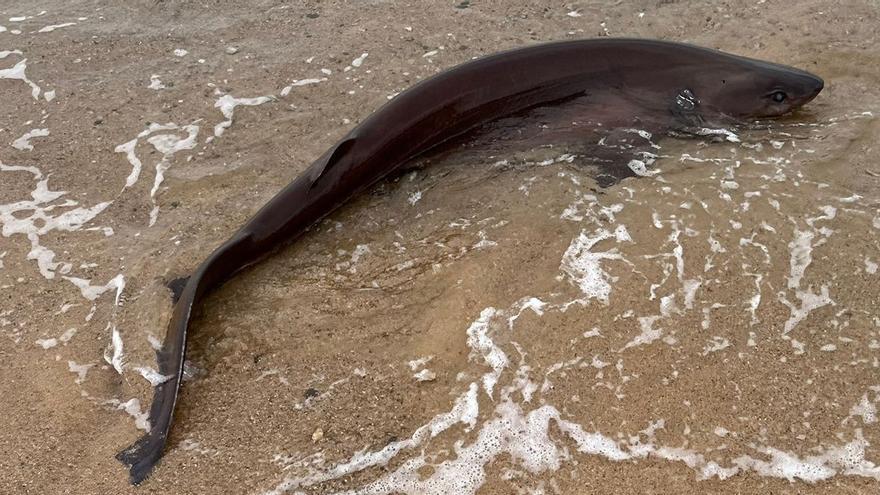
[848,394,877,424]
[11,128,49,150]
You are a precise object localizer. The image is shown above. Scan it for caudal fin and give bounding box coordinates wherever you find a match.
[167,276,190,304]
[116,233,253,483]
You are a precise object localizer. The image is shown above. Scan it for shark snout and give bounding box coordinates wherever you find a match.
[786,71,824,109]
[807,75,824,99]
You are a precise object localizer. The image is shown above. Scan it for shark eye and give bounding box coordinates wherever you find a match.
[770,91,787,103]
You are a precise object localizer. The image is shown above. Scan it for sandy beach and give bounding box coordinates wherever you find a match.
[1,1,879,493]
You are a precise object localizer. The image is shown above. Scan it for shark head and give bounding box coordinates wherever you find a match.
[677,47,824,124]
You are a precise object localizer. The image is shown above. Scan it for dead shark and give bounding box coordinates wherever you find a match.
[117,38,823,484]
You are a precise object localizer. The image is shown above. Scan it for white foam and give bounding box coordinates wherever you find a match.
[351,53,368,67]
[145,123,200,225]
[559,190,597,222]
[627,159,657,177]
[472,231,496,250]
[621,316,662,350]
[304,400,566,495]
[147,74,165,90]
[848,394,877,424]
[180,438,221,456]
[63,273,124,302]
[732,431,880,482]
[265,383,480,494]
[59,327,76,342]
[407,356,433,371]
[336,244,371,273]
[134,366,174,386]
[413,369,436,382]
[280,78,327,96]
[557,419,630,460]
[113,138,142,189]
[559,228,628,305]
[36,22,75,33]
[260,201,880,491]
[780,285,833,334]
[0,55,41,99]
[35,327,76,349]
[779,210,838,334]
[507,297,547,329]
[1,161,113,281]
[173,48,188,57]
[11,128,49,150]
[256,369,290,386]
[583,327,602,338]
[694,127,741,143]
[116,398,150,432]
[68,360,94,384]
[465,308,507,396]
[103,324,125,374]
[270,336,878,495]
[213,94,272,137]
[702,336,731,355]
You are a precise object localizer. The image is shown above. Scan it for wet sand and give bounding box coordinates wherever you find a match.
[1,1,879,494]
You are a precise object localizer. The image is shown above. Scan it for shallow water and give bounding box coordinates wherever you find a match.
[1,1,879,494]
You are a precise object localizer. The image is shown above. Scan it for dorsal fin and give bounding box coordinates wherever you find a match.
[308,137,357,190]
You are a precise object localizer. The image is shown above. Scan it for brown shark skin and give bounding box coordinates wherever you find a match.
[117,38,823,484]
